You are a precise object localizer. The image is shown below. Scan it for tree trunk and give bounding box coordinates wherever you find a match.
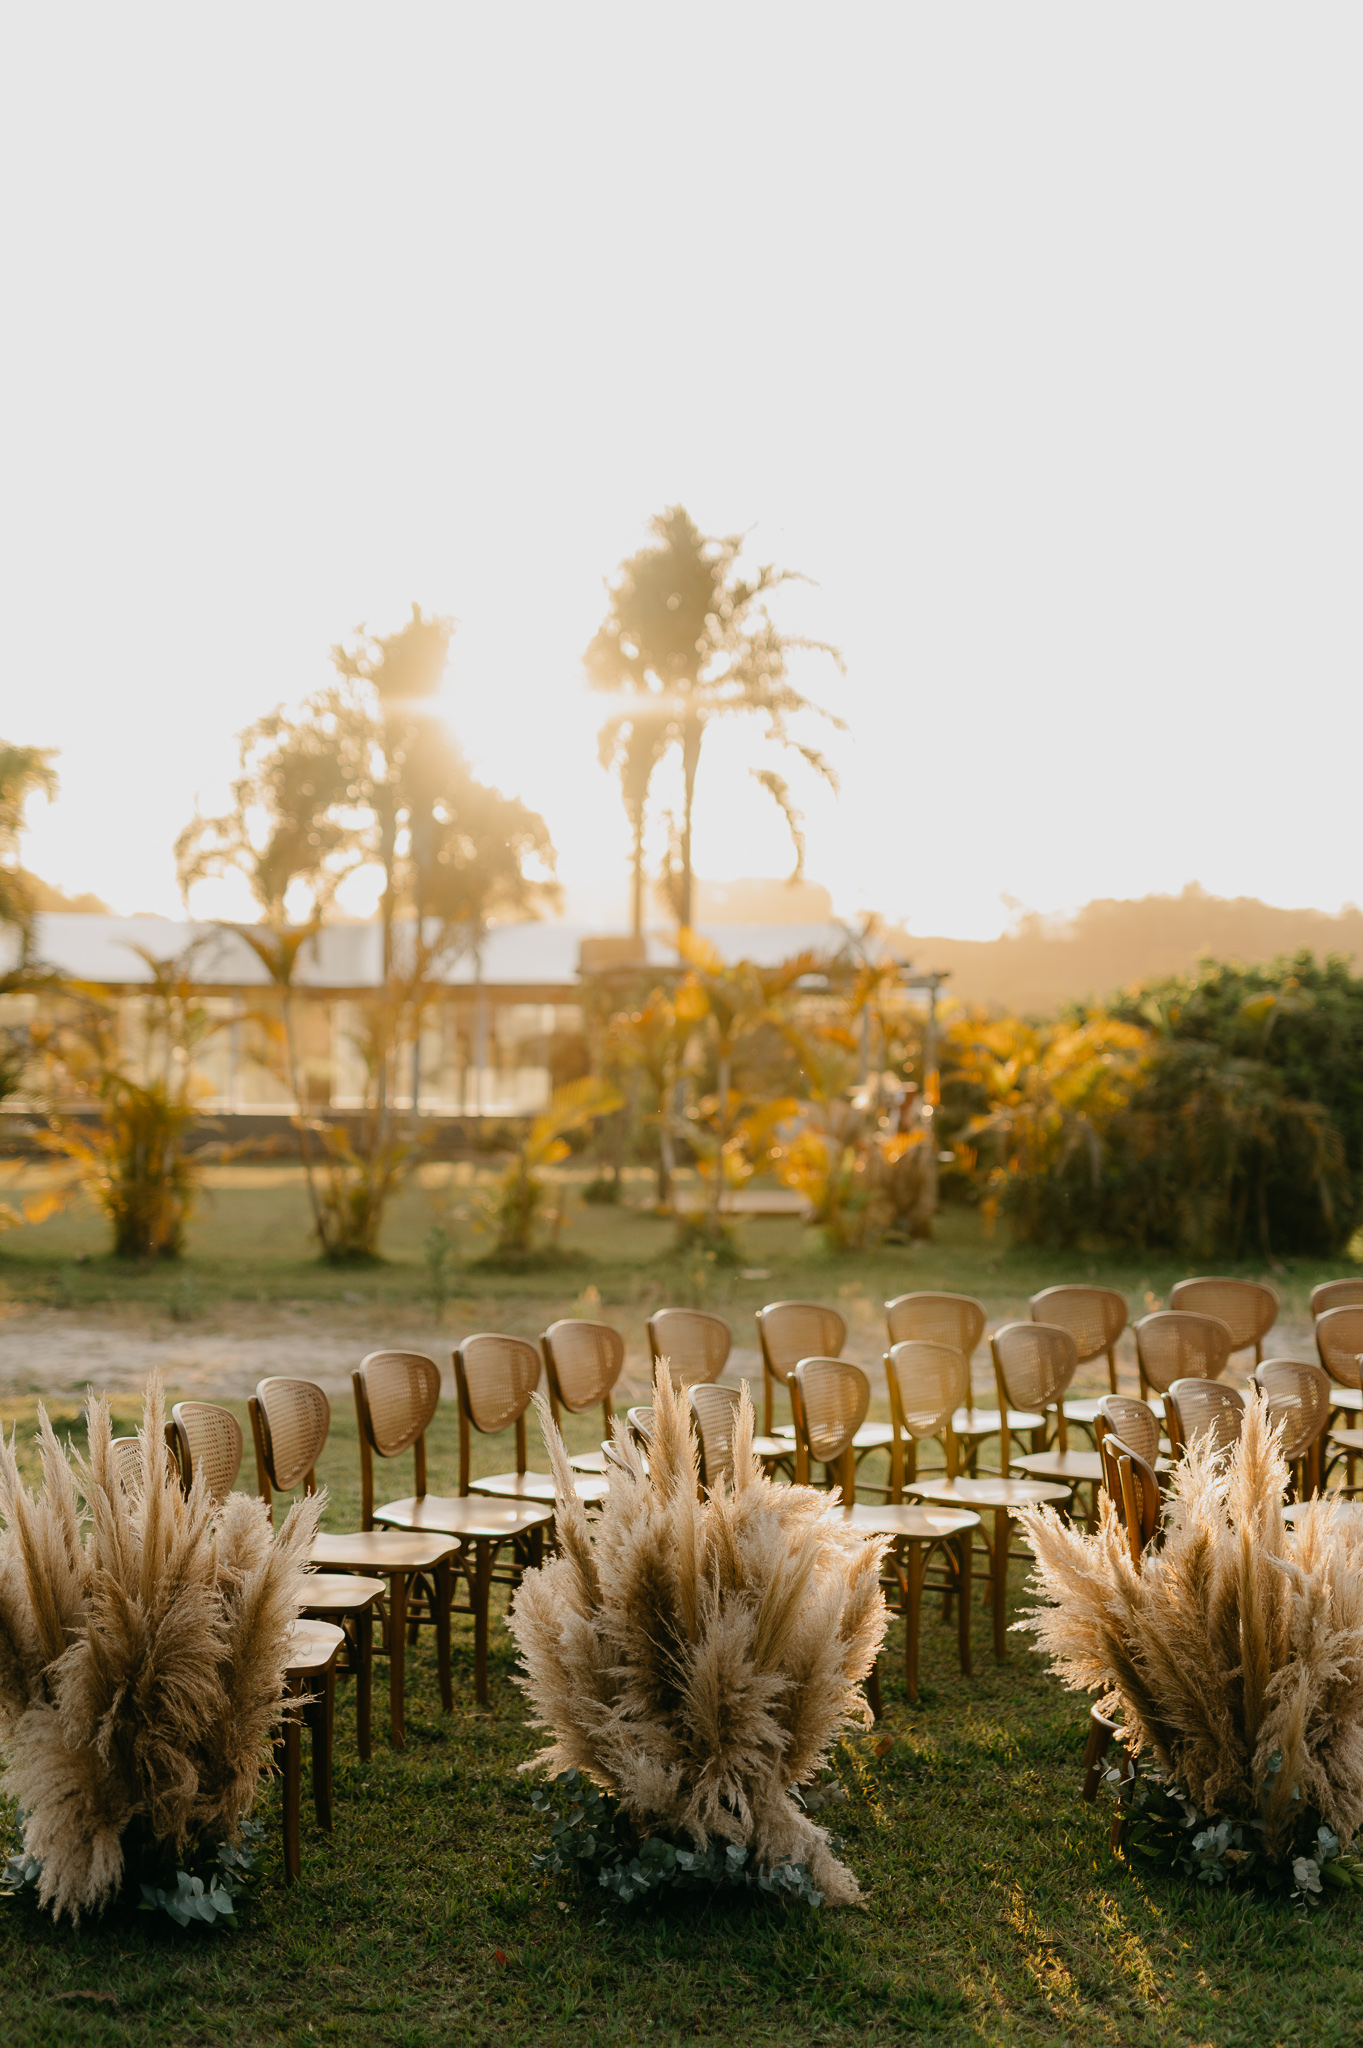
[707,1042,731,1238]
[283,988,332,1255]
[679,706,702,930]
[630,803,645,940]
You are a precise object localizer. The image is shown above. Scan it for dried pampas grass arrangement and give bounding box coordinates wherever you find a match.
[509,1369,888,1905]
[0,1374,319,1923]
[1017,1394,1363,1884]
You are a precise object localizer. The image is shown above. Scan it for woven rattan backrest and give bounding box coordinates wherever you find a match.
[456,1334,541,1434]
[647,1309,731,1388]
[1168,1278,1278,1355]
[1311,1279,1363,1319]
[1029,1285,1127,1362]
[171,1402,243,1500]
[541,1320,624,1413]
[1165,1378,1245,1458]
[793,1358,870,1466]
[255,1377,331,1492]
[884,1291,986,1356]
[991,1322,1078,1411]
[756,1302,847,1375]
[1099,1432,1160,1557]
[1096,1395,1160,1469]
[626,1405,655,1449]
[1314,1306,1363,1389]
[357,1351,441,1456]
[1133,1311,1232,1393]
[1255,1360,1332,1462]
[887,1341,969,1441]
[689,1384,741,1494]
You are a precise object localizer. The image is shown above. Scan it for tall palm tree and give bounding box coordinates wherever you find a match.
[597,706,669,939]
[0,742,59,958]
[584,507,844,930]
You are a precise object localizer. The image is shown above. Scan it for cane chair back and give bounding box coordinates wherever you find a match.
[249,1377,331,1510]
[353,1350,442,1527]
[1315,1306,1363,1390]
[1254,1359,1331,1493]
[756,1301,847,1433]
[1029,1286,1127,1393]
[1095,1395,1161,1471]
[647,1309,731,1388]
[1164,1378,1245,1459]
[886,1341,968,1497]
[689,1383,742,1495]
[991,1323,1078,1426]
[453,1333,542,1495]
[1168,1278,1278,1361]
[541,1320,624,1422]
[171,1402,243,1500]
[1311,1279,1363,1320]
[1098,1432,1160,1565]
[790,1358,870,1498]
[626,1405,655,1450]
[1133,1311,1232,1398]
[884,1290,986,1394]
[111,1431,177,1492]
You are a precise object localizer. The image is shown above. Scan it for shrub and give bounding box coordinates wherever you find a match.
[508,1370,887,1906]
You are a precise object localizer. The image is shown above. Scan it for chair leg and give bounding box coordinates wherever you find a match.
[473,1540,494,1707]
[904,1543,927,1703]
[956,1531,972,1677]
[356,1606,373,1762]
[281,1695,302,1883]
[436,1555,454,1714]
[388,1570,408,1750]
[865,1660,883,1721]
[310,1667,335,1832]
[992,1509,1010,1661]
[1082,1708,1117,1802]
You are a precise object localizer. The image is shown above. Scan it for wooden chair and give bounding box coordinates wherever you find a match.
[1097,1432,1161,1568]
[888,1340,1071,1663]
[1314,1310,1363,1490]
[787,1357,980,1704]
[110,1430,179,1490]
[1133,1310,1232,1405]
[688,1383,742,1494]
[1311,1278,1363,1319]
[353,1350,557,1711]
[170,1401,243,1497]
[248,1377,390,1757]
[1030,1286,1129,1431]
[279,1619,344,1882]
[1254,1359,1331,1498]
[1164,1378,1245,1459]
[886,1290,1042,1474]
[646,1308,732,1388]
[756,1300,847,1437]
[1093,1394,1162,1470]
[454,1333,607,1506]
[541,1318,625,1475]
[1168,1278,1278,1365]
[625,1405,655,1451]
[992,1323,1103,1521]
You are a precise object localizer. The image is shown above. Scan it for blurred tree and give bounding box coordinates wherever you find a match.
[584,507,844,929]
[0,743,59,957]
[178,606,559,1260]
[597,706,669,939]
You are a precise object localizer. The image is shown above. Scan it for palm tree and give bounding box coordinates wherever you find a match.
[597,707,669,939]
[0,742,59,958]
[584,507,844,930]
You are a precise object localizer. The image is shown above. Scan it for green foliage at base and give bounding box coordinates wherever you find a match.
[1118,1753,1363,1904]
[529,1770,827,1908]
[3,1816,263,1931]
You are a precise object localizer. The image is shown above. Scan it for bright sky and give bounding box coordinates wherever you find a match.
[5,7,1360,941]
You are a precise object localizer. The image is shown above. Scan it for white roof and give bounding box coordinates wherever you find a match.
[14,912,911,991]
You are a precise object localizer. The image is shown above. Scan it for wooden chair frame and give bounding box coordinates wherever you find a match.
[755,1300,847,1437]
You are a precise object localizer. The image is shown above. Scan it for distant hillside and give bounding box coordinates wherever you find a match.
[18,869,110,914]
[901,884,1363,1015]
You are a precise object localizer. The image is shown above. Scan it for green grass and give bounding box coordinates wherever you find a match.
[1,1395,1360,2047]
[1,1173,1360,2042]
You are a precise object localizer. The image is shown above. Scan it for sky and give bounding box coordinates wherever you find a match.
[3,6,1360,942]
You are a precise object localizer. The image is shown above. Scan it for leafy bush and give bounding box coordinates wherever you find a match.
[1116,1756,1363,1904]
[530,1769,828,1907]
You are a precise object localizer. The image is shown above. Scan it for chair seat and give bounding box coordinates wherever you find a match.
[285,1618,345,1678]
[774,1423,895,1450]
[1012,1451,1105,1485]
[951,1408,1046,1438]
[1327,1429,1363,1454]
[1284,1498,1363,1525]
[752,1435,794,1460]
[467,1470,609,1506]
[568,1449,609,1473]
[1328,1387,1363,1414]
[376,1494,555,1538]
[907,1476,1073,1511]
[836,1501,981,1541]
[1063,1398,1112,1425]
[311,1529,457,1573]
[301,1572,385,1614]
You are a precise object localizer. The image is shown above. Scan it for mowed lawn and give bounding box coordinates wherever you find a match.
[0,1170,1360,2045]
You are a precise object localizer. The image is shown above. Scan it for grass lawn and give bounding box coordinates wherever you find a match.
[1,1171,1360,2044]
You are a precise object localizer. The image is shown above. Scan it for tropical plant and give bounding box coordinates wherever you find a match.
[1017,1396,1363,1893]
[479,1076,623,1265]
[773,1022,925,1253]
[584,506,844,929]
[0,1375,319,1924]
[606,989,692,1210]
[0,741,58,957]
[508,1369,887,1907]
